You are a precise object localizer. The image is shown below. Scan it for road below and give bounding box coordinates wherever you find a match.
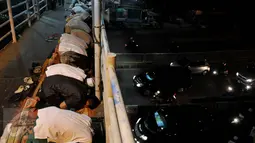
[117,61,255,106]
[106,23,247,53]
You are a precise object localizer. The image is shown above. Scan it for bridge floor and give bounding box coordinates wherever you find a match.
[0,7,105,140]
[0,7,65,133]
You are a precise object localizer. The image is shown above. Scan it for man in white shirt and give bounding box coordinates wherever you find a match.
[46,63,87,82]
[0,105,94,143]
[34,106,93,143]
[45,63,95,87]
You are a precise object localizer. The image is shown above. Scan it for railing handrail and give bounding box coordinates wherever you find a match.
[0,0,47,43]
[101,16,134,143]
[101,20,110,55]
[11,1,26,9]
[0,1,26,14]
[0,9,8,15]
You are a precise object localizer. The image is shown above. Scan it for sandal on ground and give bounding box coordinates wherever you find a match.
[33,66,42,74]
[24,77,34,85]
[14,85,24,94]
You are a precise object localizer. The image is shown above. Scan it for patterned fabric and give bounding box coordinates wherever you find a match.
[0,110,35,143]
[0,99,40,143]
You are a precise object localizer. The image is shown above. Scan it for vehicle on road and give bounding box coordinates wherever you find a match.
[133,66,192,103]
[170,57,210,75]
[133,108,168,142]
[132,104,255,143]
[125,37,139,48]
[211,62,229,76]
[225,72,255,96]
[236,72,255,87]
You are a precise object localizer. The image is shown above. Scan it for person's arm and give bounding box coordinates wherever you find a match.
[59,101,67,109]
[62,93,82,109]
[85,94,100,109]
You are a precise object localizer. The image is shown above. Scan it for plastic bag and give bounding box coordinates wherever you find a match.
[59,42,88,56]
[60,33,88,49]
[66,19,91,33]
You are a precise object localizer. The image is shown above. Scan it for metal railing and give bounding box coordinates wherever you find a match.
[101,19,134,142]
[0,0,48,43]
[98,0,133,141]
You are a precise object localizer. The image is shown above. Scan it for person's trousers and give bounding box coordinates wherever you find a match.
[58,0,64,6]
[47,0,56,10]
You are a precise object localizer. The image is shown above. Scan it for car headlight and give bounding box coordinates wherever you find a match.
[246,85,251,90]
[236,72,239,76]
[227,86,233,92]
[140,135,148,141]
[231,117,240,124]
[213,70,218,75]
[155,90,160,95]
[246,79,252,82]
[133,75,136,80]
[136,83,143,87]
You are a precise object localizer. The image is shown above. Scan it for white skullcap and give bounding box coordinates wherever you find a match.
[86,78,95,87]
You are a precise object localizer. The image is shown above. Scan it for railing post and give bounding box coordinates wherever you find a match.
[104,53,122,143]
[108,53,135,143]
[36,0,40,20]
[94,0,102,100]
[32,0,36,17]
[6,0,17,43]
[45,0,48,11]
[108,53,116,68]
[26,0,31,27]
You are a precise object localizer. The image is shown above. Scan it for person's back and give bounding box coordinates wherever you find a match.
[34,106,93,143]
[41,75,88,110]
